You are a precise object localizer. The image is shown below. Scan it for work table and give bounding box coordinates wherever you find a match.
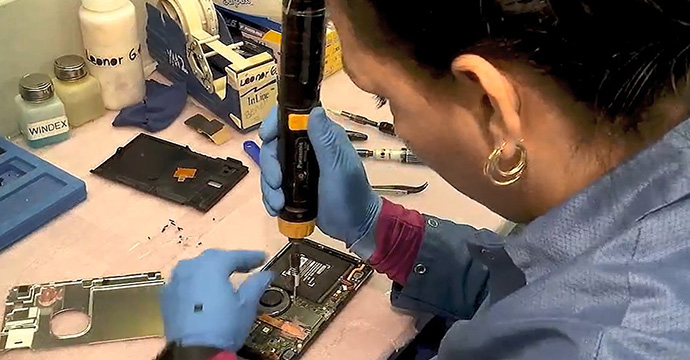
[0,71,508,360]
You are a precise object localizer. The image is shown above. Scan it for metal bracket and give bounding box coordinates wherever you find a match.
[1,272,165,351]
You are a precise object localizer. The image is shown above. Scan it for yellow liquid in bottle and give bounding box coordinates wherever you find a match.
[54,74,105,127]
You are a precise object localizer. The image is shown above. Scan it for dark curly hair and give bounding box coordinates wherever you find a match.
[340,0,690,131]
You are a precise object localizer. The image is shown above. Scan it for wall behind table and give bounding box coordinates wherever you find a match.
[0,0,155,138]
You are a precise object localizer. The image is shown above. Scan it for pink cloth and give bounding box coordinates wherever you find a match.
[368,199,426,285]
[209,352,236,360]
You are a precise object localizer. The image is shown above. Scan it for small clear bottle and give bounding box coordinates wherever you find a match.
[53,55,106,127]
[14,74,70,148]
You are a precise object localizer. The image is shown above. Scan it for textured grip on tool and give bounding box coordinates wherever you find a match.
[278,218,316,238]
[379,122,396,136]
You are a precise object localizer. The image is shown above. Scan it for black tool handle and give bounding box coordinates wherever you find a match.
[277,0,327,238]
[378,122,396,136]
[278,115,319,225]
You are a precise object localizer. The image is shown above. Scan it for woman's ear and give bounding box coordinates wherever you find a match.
[451,54,522,158]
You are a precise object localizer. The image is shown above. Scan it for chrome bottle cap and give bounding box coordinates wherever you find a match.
[19,73,54,103]
[54,55,88,81]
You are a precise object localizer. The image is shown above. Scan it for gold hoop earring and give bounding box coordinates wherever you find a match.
[483,140,527,186]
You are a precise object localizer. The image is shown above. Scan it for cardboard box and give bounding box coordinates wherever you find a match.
[216,6,344,78]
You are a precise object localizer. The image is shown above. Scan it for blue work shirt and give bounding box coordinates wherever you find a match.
[392,118,690,359]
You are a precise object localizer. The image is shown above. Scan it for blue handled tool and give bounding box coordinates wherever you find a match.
[243,140,261,166]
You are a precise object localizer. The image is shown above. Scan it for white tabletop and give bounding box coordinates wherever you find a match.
[0,71,508,360]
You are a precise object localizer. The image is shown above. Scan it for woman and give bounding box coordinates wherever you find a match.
[159,1,690,359]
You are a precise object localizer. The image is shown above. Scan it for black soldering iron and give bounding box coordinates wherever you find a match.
[278,0,327,301]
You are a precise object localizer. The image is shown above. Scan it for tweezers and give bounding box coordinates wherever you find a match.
[372,182,429,195]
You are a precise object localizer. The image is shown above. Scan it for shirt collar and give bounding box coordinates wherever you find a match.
[505,118,690,281]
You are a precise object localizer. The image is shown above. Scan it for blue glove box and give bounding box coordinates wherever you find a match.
[0,138,87,251]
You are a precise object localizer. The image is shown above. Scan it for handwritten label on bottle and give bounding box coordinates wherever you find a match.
[85,44,141,68]
[26,116,69,141]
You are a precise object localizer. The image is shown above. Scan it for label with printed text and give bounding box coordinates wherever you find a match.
[25,116,69,141]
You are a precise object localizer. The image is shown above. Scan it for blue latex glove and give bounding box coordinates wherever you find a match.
[259,107,382,252]
[161,249,273,352]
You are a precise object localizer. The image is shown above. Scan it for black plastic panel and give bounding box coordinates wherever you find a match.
[91,134,248,212]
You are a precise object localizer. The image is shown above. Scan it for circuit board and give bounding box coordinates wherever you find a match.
[239,239,373,360]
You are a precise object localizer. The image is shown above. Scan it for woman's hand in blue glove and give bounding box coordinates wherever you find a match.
[161,249,273,352]
[260,107,382,253]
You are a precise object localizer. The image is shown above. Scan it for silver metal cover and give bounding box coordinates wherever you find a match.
[54,55,88,81]
[18,73,54,103]
[0,272,165,351]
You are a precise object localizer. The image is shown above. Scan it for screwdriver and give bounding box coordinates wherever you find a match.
[357,148,423,164]
[278,0,327,302]
[327,109,396,136]
[289,243,301,302]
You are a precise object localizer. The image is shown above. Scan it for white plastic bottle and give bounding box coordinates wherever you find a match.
[79,0,145,110]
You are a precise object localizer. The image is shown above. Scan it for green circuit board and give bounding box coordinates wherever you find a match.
[239,239,373,360]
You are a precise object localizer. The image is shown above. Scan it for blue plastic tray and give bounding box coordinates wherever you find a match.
[0,138,87,251]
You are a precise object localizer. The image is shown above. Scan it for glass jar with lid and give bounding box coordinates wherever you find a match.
[14,73,70,148]
[53,54,106,127]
